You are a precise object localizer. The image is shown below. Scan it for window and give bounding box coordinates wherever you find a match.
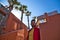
[0,12,5,22]
[0,3,4,8]
[0,3,9,13]
[0,14,2,21]
[4,8,10,13]
[0,12,6,26]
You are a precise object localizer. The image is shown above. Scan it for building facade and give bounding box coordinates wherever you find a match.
[0,3,28,40]
[37,11,60,40]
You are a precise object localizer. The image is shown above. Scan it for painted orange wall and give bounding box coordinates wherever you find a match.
[0,12,28,40]
[39,14,60,40]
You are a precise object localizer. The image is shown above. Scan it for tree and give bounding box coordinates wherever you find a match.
[8,0,30,29]
[25,11,31,29]
[19,5,27,29]
[15,4,27,29]
[8,0,20,11]
[19,5,27,22]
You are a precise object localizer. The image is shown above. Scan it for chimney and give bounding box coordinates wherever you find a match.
[44,12,48,22]
[44,12,48,17]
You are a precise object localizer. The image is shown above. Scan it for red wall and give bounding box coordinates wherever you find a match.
[39,14,60,40]
[0,12,28,40]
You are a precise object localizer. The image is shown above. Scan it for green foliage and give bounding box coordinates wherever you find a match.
[19,5,27,11]
[25,11,31,16]
[8,0,28,12]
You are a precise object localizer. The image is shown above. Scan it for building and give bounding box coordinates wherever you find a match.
[37,11,60,40]
[0,3,28,40]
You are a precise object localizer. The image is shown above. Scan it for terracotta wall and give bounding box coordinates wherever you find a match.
[0,12,28,40]
[2,13,28,33]
[39,14,60,40]
[0,29,25,40]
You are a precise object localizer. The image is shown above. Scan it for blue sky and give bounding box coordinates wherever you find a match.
[0,0,60,28]
[0,0,60,16]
